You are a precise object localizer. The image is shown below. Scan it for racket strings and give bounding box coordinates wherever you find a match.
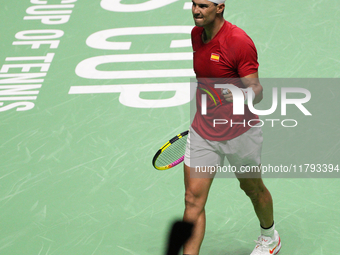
[156,137,187,167]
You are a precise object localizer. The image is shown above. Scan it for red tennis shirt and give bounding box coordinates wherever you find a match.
[191,20,260,141]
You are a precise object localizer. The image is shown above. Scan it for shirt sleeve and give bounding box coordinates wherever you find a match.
[191,26,201,52]
[231,32,259,77]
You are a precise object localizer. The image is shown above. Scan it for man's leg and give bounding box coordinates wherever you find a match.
[236,167,273,228]
[182,164,214,255]
[236,167,281,254]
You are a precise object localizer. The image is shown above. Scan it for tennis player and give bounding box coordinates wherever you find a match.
[182,0,281,254]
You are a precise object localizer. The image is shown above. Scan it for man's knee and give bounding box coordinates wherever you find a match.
[184,188,206,212]
[239,179,264,200]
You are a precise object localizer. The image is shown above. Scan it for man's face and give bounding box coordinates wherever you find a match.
[192,0,218,27]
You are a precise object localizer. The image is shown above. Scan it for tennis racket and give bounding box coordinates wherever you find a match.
[152,130,189,170]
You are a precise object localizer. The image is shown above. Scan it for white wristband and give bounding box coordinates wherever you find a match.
[241,88,255,103]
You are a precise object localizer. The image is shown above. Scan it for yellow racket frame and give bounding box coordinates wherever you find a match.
[152,130,188,170]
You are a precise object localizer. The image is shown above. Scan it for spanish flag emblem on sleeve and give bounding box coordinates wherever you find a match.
[210,53,220,62]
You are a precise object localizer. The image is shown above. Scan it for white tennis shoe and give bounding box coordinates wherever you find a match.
[250,230,281,255]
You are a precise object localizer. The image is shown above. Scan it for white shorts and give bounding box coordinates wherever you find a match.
[184,124,263,174]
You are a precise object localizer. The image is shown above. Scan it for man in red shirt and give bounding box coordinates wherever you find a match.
[182,1,281,254]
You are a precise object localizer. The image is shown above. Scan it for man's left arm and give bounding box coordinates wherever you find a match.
[241,72,263,105]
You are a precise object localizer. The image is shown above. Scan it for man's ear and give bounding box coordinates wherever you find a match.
[217,4,225,14]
